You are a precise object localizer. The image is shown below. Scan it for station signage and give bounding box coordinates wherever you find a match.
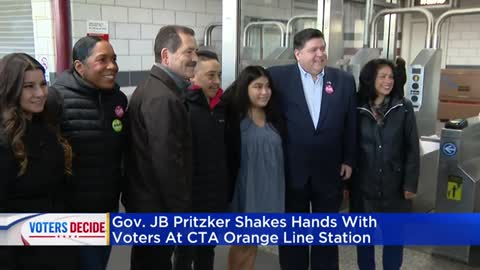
[87,20,109,41]
[412,0,454,9]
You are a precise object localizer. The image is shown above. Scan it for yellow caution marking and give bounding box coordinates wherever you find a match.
[447,176,462,201]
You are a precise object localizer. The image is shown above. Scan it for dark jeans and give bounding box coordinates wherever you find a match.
[173,246,215,270]
[79,246,111,270]
[279,179,343,270]
[357,245,404,270]
[131,246,175,270]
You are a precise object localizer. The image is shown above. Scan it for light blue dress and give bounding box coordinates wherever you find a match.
[231,117,285,213]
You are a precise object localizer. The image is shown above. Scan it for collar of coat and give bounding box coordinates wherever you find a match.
[357,96,404,120]
[150,65,186,99]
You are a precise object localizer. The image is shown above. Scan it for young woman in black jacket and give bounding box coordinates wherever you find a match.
[351,58,420,270]
[0,53,76,269]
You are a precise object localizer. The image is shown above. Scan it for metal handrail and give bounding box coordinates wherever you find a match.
[363,0,374,47]
[203,22,222,46]
[370,7,434,49]
[433,8,480,49]
[285,15,317,47]
[242,21,286,47]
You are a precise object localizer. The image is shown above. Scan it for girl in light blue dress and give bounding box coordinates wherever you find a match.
[223,66,285,270]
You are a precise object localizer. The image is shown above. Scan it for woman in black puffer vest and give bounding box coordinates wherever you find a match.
[50,36,127,270]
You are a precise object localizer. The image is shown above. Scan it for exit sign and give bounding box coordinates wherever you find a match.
[412,0,454,8]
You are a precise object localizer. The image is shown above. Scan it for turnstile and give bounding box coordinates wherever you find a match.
[433,116,480,266]
[407,48,442,213]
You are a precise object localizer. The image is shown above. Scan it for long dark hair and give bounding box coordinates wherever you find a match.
[0,53,72,176]
[223,65,284,136]
[358,58,404,104]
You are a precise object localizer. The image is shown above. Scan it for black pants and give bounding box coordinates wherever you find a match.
[279,179,342,270]
[130,246,175,270]
[173,246,215,270]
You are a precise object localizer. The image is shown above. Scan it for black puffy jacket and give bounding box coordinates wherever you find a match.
[50,70,127,212]
[350,97,420,213]
[185,88,229,212]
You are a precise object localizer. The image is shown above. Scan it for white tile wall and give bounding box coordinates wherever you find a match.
[31,0,56,72]
[72,20,87,38]
[279,0,291,9]
[87,0,114,4]
[128,8,153,24]
[196,13,220,27]
[141,0,164,8]
[206,1,221,14]
[35,20,53,38]
[109,22,117,39]
[186,0,206,12]
[458,48,477,57]
[35,37,55,56]
[164,0,186,11]
[142,55,155,70]
[71,4,102,20]
[110,39,130,55]
[31,1,51,18]
[175,12,196,27]
[152,10,175,25]
[117,55,142,71]
[101,6,128,22]
[461,32,479,40]
[116,0,141,7]
[116,23,141,39]
[141,24,162,40]
[129,40,153,55]
[439,10,480,66]
[470,40,480,47]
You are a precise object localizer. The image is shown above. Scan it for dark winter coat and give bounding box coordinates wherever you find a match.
[0,116,66,212]
[185,88,229,212]
[0,116,79,269]
[125,65,192,212]
[50,70,128,213]
[350,97,420,213]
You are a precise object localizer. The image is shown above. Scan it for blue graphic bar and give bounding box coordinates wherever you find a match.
[109,213,480,246]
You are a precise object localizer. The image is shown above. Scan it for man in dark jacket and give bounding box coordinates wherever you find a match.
[173,50,227,270]
[125,25,197,269]
[268,29,357,270]
[50,36,127,270]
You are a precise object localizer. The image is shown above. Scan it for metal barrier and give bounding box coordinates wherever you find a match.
[433,116,480,266]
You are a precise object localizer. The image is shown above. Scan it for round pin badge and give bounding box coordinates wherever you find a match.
[115,105,124,118]
[112,119,123,132]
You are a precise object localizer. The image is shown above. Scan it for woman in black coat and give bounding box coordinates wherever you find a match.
[350,58,420,270]
[0,53,77,269]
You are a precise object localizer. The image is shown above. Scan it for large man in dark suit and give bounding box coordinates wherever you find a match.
[268,28,357,270]
[125,25,197,270]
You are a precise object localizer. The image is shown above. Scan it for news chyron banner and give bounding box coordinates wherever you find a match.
[3,213,480,246]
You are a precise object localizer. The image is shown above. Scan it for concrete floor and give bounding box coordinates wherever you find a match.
[107,245,480,270]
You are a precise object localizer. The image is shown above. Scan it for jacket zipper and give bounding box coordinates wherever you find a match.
[357,103,404,121]
[384,103,403,118]
[98,93,104,126]
[357,107,375,120]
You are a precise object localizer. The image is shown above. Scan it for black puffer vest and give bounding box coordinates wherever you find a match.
[50,70,127,212]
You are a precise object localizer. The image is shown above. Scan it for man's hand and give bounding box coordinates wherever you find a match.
[404,191,416,200]
[340,164,352,180]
